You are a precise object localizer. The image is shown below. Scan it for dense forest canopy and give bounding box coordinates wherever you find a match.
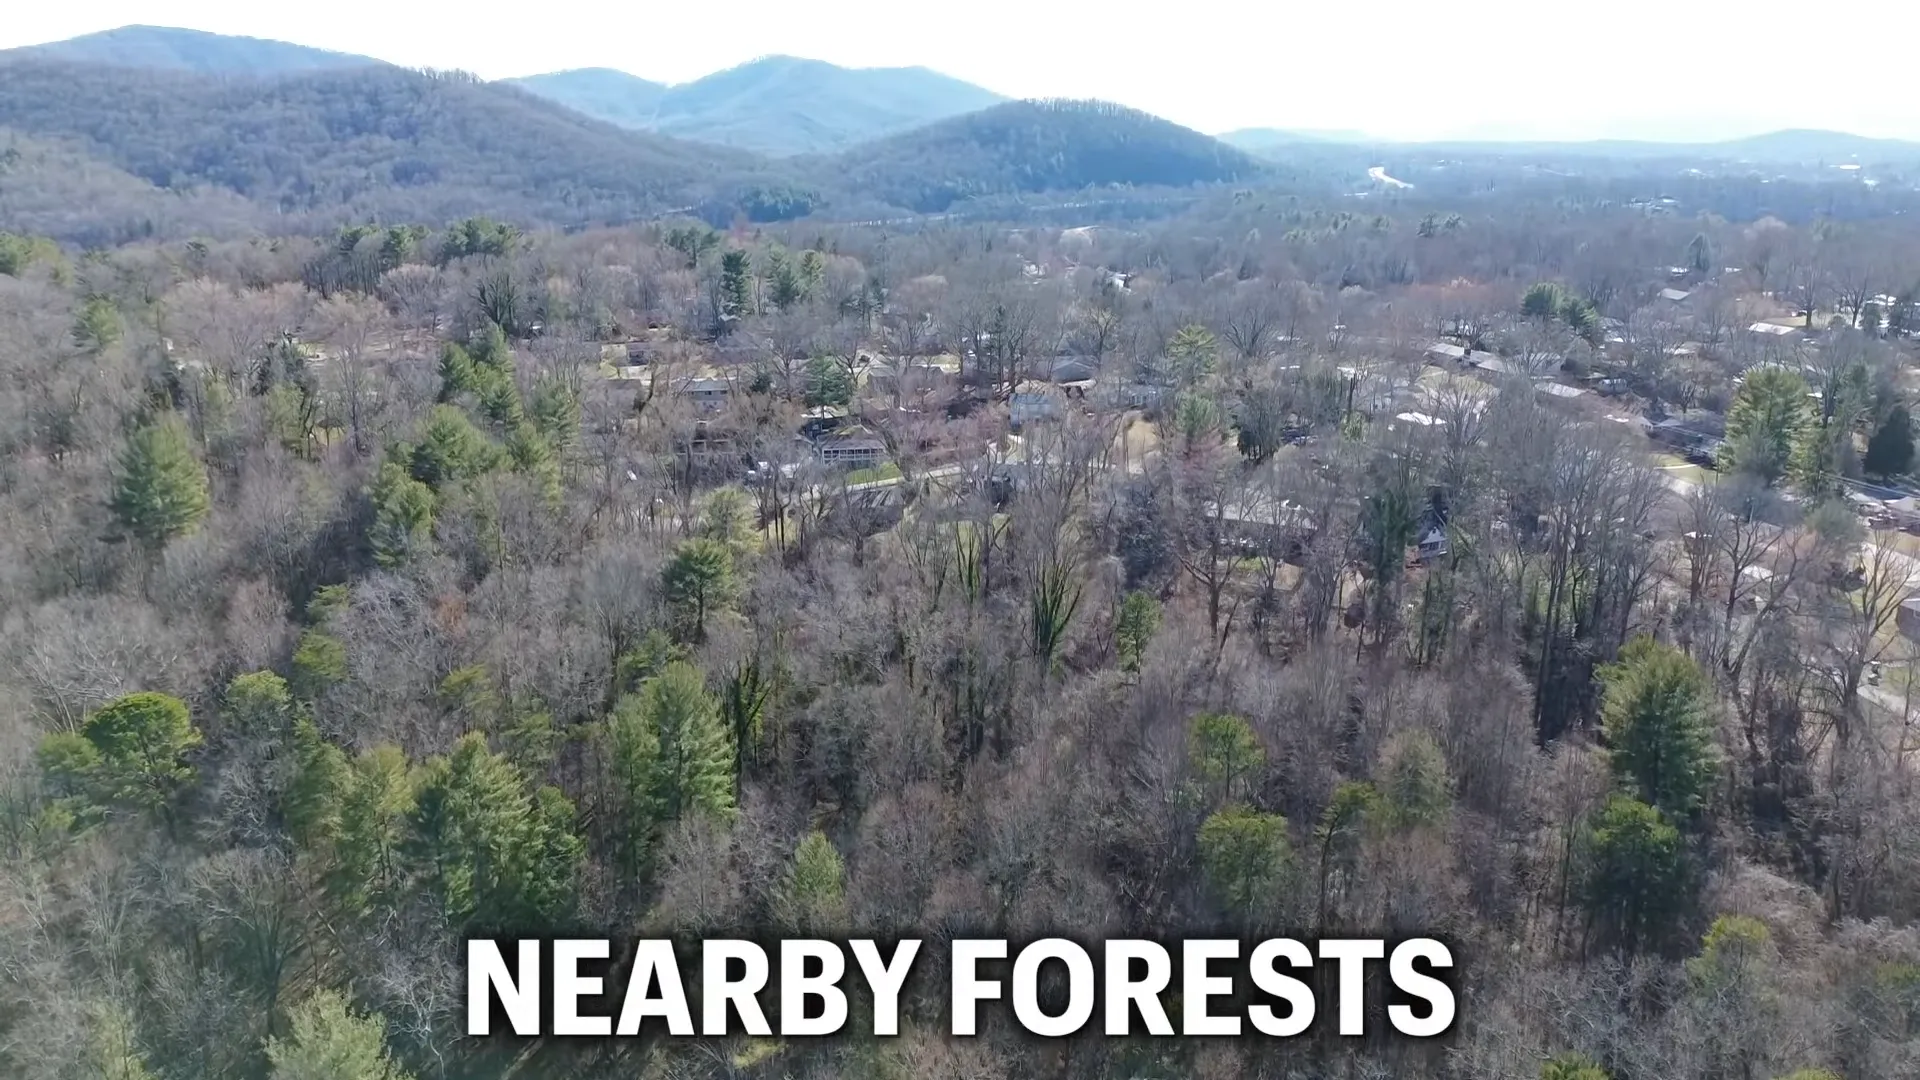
[0,60,768,228]
[8,24,1920,1080]
[5,159,1920,1079]
[826,99,1272,214]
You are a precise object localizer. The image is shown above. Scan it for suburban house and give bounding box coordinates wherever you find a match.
[1900,596,1920,640]
[867,357,955,399]
[623,334,668,364]
[677,420,735,464]
[1010,382,1068,428]
[1648,411,1726,453]
[1046,356,1099,400]
[817,429,888,470]
[1659,288,1692,303]
[1425,342,1470,365]
[674,376,732,411]
[1213,492,1317,555]
[1749,322,1798,338]
[799,406,848,441]
[1536,381,1588,408]
[1414,503,1451,562]
[1101,380,1172,412]
[1465,354,1521,379]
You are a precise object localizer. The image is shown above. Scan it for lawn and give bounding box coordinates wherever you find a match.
[846,462,903,485]
[1651,452,1707,485]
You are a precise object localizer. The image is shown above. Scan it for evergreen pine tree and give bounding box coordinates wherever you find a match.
[368,462,436,568]
[1864,405,1914,479]
[110,414,210,549]
[605,689,662,875]
[644,662,736,822]
[1599,636,1717,820]
[265,990,414,1080]
[1580,794,1689,953]
[720,249,753,322]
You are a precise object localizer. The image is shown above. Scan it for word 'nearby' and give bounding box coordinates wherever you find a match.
[468,937,1456,1038]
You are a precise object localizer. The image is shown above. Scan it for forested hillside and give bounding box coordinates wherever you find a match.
[1,24,383,74]
[504,68,670,131]
[831,99,1269,213]
[0,130,264,246]
[513,56,1007,156]
[0,60,776,229]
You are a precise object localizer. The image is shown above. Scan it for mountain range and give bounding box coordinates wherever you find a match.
[0,27,1263,238]
[509,56,1007,156]
[4,26,1009,158]
[3,24,1918,244]
[5,24,381,74]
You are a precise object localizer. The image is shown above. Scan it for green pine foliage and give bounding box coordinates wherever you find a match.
[109,414,210,549]
[408,405,499,489]
[1377,730,1453,829]
[642,661,736,823]
[1198,804,1293,921]
[407,732,581,930]
[71,294,122,353]
[1115,590,1161,674]
[265,990,414,1080]
[1580,794,1690,953]
[662,538,736,641]
[1719,365,1811,483]
[1540,1053,1609,1080]
[1599,636,1717,820]
[1864,405,1914,479]
[605,689,663,876]
[290,630,349,702]
[779,830,847,931]
[1188,712,1264,800]
[367,462,436,568]
[38,691,202,817]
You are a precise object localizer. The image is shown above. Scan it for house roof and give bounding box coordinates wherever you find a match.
[1660,288,1692,302]
[1049,357,1098,382]
[1212,493,1316,530]
[1536,382,1586,399]
[1750,321,1798,336]
[1425,342,1469,361]
[675,376,731,393]
[1395,411,1445,427]
[824,434,886,452]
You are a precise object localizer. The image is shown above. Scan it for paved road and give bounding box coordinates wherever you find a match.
[1368,166,1413,189]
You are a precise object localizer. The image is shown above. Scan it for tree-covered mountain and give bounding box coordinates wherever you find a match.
[831,98,1270,214]
[0,59,788,232]
[2,24,382,75]
[502,68,670,131]
[0,129,265,247]
[512,54,1008,156]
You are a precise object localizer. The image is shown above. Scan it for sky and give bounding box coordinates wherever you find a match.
[6,2,1920,142]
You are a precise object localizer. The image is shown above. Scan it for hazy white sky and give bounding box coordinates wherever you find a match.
[6,2,1918,141]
